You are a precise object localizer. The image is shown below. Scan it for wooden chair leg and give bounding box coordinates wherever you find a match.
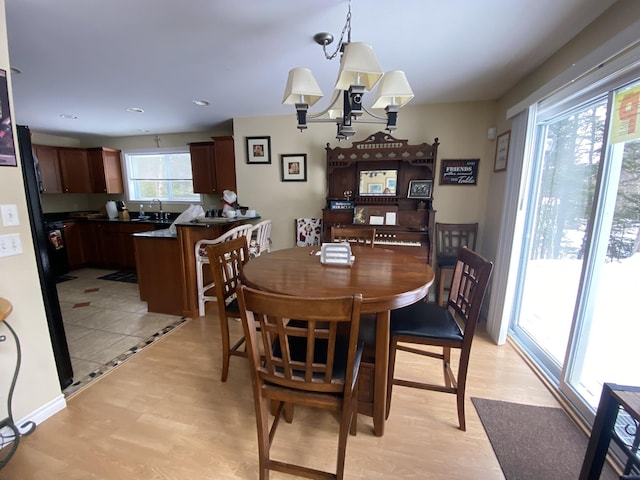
[442,347,451,388]
[350,379,359,436]
[337,396,354,480]
[219,317,231,382]
[386,339,398,419]
[456,352,471,431]
[255,395,272,480]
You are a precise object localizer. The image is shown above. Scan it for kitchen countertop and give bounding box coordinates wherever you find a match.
[133,228,176,238]
[44,211,260,229]
[131,216,261,238]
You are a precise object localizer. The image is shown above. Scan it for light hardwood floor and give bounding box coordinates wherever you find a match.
[3,314,561,479]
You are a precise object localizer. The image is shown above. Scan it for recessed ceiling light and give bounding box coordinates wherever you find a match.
[137,129,150,133]
[10,67,22,75]
[193,100,210,106]
[126,107,144,113]
[59,114,78,119]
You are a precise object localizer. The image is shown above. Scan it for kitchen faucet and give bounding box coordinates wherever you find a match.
[151,199,166,220]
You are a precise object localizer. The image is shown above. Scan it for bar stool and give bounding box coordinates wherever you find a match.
[0,298,36,469]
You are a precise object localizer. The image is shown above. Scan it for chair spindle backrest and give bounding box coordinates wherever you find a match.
[436,223,479,258]
[205,236,250,306]
[238,285,363,394]
[447,246,493,342]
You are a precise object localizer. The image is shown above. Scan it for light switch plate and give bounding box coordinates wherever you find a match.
[0,204,20,227]
[0,233,23,257]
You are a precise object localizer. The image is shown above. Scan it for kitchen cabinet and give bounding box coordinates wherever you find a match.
[33,144,123,194]
[134,234,182,316]
[189,136,237,194]
[91,221,155,269]
[58,147,92,193]
[63,221,85,269]
[33,145,63,193]
[88,147,124,193]
[80,222,101,265]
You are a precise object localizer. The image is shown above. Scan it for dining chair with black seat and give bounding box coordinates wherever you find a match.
[205,235,250,382]
[386,246,493,431]
[237,284,363,480]
[435,222,478,306]
[330,226,376,248]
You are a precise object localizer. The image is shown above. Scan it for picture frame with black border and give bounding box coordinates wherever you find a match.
[281,153,307,182]
[407,179,433,199]
[0,68,17,167]
[246,136,271,164]
[494,130,510,172]
[439,159,479,185]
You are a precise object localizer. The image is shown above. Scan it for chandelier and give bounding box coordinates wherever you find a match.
[282,0,414,140]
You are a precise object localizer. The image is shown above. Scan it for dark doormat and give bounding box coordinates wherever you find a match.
[55,275,78,284]
[97,271,138,284]
[472,397,619,480]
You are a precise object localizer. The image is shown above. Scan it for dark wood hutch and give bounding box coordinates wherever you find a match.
[322,131,439,264]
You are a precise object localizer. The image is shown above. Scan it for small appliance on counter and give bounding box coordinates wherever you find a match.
[116,201,130,221]
[105,200,118,219]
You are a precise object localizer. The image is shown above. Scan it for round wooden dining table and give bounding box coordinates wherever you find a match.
[241,245,435,436]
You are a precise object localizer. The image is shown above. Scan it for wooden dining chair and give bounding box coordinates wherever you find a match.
[205,235,250,382]
[195,223,253,316]
[435,222,478,306]
[330,226,376,248]
[386,247,493,431]
[237,285,363,480]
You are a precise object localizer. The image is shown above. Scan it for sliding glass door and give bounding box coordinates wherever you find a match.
[510,75,640,420]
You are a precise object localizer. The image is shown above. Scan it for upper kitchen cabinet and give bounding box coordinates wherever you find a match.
[88,147,124,194]
[58,147,92,193]
[189,136,237,194]
[33,144,63,193]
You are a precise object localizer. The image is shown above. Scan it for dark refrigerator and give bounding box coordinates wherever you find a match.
[17,125,74,390]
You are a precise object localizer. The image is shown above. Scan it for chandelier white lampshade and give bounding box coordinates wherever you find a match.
[371,70,414,109]
[282,68,324,106]
[334,42,384,92]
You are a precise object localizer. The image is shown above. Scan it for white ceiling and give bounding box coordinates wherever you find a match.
[5,0,617,140]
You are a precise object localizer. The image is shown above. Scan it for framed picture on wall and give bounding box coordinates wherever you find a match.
[246,136,271,164]
[281,154,307,182]
[0,69,17,167]
[494,130,510,172]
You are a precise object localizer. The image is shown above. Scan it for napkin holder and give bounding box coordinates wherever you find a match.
[320,243,354,267]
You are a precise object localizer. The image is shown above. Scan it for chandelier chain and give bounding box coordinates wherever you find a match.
[322,0,352,60]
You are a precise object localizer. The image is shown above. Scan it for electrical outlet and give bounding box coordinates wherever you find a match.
[0,204,19,227]
[0,233,23,257]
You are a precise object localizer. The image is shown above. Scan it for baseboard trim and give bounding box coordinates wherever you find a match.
[16,394,66,432]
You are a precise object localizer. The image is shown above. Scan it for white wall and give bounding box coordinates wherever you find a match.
[0,0,65,422]
[233,101,497,252]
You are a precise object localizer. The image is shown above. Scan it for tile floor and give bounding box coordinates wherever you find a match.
[56,268,186,396]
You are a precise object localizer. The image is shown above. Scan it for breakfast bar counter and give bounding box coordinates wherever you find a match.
[133,218,260,317]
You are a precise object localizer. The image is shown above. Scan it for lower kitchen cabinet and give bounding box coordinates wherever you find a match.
[133,235,183,316]
[63,222,85,269]
[77,221,155,270]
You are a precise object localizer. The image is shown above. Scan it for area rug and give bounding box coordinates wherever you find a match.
[63,317,189,397]
[472,397,619,480]
[97,270,138,283]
